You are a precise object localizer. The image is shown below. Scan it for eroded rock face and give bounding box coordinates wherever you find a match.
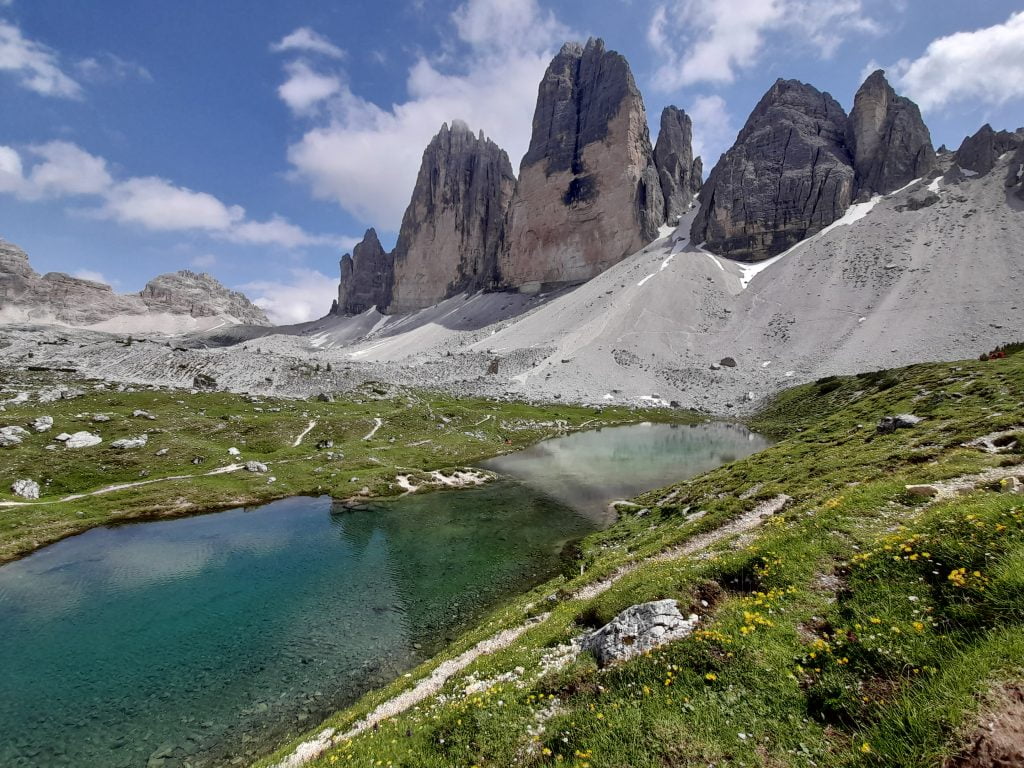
[691,79,854,262]
[1008,142,1024,200]
[140,271,269,324]
[388,121,517,313]
[654,106,702,223]
[954,124,1023,175]
[335,229,393,315]
[502,38,663,291]
[0,239,269,326]
[847,70,936,198]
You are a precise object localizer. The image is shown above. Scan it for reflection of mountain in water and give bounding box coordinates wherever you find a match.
[482,422,771,520]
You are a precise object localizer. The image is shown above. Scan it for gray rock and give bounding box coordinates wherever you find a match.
[846,70,936,198]
[63,431,102,449]
[245,461,269,473]
[691,79,854,261]
[388,121,517,313]
[132,409,157,420]
[316,392,334,403]
[954,124,1023,175]
[316,439,334,450]
[1006,141,1024,200]
[905,484,939,498]
[654,106,702,223]
[155,448,169,456]
[0,240,268,327]
[11,479,40,500]
[581,599,699,667]
[31,415,53,432]
[719,357,737,368]
[111,435,148,449]
[192,374,217,391]
[503,38,664,290]
[877,413,923,433]
[335,228,394,316]
[92,413,112,423]
[0,425,30,447]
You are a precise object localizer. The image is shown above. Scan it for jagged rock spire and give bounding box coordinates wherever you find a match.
[335,228,393,315]
[654,105,702,223]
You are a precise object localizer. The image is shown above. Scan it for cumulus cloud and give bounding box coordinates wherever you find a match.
[241,268,338,324]
[278,60,342,115]
[890,11,1024,111]
[0,141,348,248]
[648,0,880,90]
[278,0,572,230]
[0,19,81,97]
[271,27,345,59]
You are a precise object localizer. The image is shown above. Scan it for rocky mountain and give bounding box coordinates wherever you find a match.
[0,238,268,330]
[388,121,517,313]
[654,106,702,223]
[501,38,663,291]
[691,79,854,261]
[334,228,393,316]
[1008,142,1024,199]
[139,271,269,325]
[954,124,1023,175]
[846,70,936,198]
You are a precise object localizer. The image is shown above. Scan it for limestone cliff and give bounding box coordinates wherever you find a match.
[654,106,702,223]
[388,121,517,313]
[335,228,393,315]
[501,38,663,292]
[691,79,854,262]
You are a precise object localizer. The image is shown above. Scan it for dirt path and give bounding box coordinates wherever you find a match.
[292,420,317,448]
[270,494,791,768]
[0,463,246,508]
[362,417,383,441]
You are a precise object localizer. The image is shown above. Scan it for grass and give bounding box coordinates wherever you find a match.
[254,352,1024,768]
[0,369,699,563]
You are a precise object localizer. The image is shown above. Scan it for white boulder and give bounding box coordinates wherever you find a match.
[11,479,40,499]
[581,599,699,667]
[111,435,148,449]
[245,461,269,473]
[63,431,103,449]
[0,425,29,447]
[31,416,53,432]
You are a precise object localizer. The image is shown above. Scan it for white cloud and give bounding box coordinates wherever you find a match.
[190,253,218,269]
[241,268,337,324]
[75,53,152,84]
[281,0,572,230]
[72,269,111,286]
[278,60,342,115]
[98,176,244,231]
[649,0,880,91]
[890,11,1024,111]
[687,95,734,169]
[0,141,350,249]
[271,27,345,59]
[0,19,81,98]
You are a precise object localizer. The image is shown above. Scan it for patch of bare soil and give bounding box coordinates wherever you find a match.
[945,684,1024,768]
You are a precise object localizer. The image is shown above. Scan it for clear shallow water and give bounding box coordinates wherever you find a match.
[482,421,772,521]
[0,421,768,768]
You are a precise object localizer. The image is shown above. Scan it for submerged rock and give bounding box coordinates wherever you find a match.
[582,599,699,667]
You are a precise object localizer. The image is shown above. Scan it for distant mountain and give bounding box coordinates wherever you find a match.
[0,239,269,332]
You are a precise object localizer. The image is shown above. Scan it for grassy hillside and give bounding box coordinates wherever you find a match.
[260,353,1024,768]
[0,370,692,563]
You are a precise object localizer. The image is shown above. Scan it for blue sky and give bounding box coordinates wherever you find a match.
[1,0,1022,323]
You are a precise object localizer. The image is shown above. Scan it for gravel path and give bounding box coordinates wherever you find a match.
[292,420,317,447]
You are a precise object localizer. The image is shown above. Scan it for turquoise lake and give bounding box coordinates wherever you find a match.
[0,421,769,767]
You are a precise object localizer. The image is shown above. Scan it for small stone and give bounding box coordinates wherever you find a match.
[877,413,923,433]
[132,409,157,421]
[0,425,29,447]
[228,447,241,456]
[31,416,53,432]
[998,477,1022,494]
[92,413,112,423]
[245,461,269,473]
[155,448,169,456]
[316,392,334,403]
[719,357,737,368]
[316,439,334,450]
[63,431,102,449]
[905,484,939,498]
[111,435,148,449]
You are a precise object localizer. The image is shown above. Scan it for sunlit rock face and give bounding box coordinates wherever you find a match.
[501,38,663,293]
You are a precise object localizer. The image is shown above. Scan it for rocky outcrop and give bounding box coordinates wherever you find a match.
[654,106,702,223]
[1008,142,1024,200]
[691,79,854,262]
[335,228,393,315]
[388,121,517,313]
[0,238,269,327]
[846,70,936,198]
[140,271,269,324]
[502,38,663,291]
[954,124,1023,175]
[581,600,699,667]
